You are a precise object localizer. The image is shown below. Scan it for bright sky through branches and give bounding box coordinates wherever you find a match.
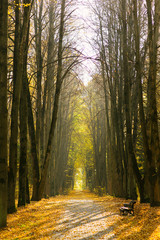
[74,0,96,85]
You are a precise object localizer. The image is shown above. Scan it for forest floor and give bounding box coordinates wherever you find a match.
[0,191,160,240]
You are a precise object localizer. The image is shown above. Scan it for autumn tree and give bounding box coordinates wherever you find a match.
[67,84,95,192]
[89,0,160,203]
[53,74,80,195]
[38,0,81,199]
[33,0,43,162]
[0,0,8,227]
[145,0,160,206]
[85,77,107,192]
[8,0,32,213]
[18,25,30,207]
[91,0,128,198]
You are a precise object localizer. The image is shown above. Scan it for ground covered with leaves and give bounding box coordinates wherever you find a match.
[0,191,160,239]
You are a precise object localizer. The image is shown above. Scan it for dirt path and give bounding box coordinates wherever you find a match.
[52,191,117,239]
[1,190,160,239]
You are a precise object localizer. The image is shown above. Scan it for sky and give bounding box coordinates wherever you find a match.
[73,0,97,85]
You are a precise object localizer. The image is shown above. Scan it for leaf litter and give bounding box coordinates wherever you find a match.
[0,191,160,239]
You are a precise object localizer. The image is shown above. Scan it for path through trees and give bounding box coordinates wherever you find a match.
[1,191,160,239]
[0,0,160,228]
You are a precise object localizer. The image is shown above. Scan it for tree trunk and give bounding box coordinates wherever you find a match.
[0,0,8,227]
[26,78,40,201]
[34,0,43,161]
[8,0,21,213]
[122,0,144,202]
[26,168,30,204]
[146,0,160,206]
[18,46,28,207]
[100,16,124,197]
[8,0,32,213]
[43,1,56,194]
[38,0,66,200]
[133,0,150,202]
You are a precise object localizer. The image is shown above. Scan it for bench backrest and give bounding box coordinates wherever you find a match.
[129,200,136,208]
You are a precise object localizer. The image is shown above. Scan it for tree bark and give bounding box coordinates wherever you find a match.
[38,0,66,199]
[99,15,124,197]
[0,0,8,227]
[8,0,32,213]
[18,30,29,206]
[34,0,43,161]
[26,78,40,201]
[133,0,150,201]
[122,0,144,202]
[8,0,21,213]
[146,0,160,206]
[18,76,27,206]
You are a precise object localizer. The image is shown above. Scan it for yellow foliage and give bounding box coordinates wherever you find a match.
[13,1,31,8]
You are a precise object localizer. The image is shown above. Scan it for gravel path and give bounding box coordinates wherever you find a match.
[52,192,118,239]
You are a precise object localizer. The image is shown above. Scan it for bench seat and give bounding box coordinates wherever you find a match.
[120,200,136,215]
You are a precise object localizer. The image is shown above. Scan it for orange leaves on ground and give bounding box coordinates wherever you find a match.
[0,191,160,239]
[96,195,160,240]
[0,197,65,240]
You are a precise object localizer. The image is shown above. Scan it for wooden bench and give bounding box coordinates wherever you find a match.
[120,200,136,216]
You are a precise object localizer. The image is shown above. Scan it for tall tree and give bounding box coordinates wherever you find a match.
[0,0,8,227]
[38,0,66,199]
[8,0,32,213]
[133,0,150,201]
[34,0,43,161]
[146,0,160,206]
[86,78,107,191]
[53,76,77,195]
[26,76,40,201]
[18,25,30,207]
[122,0,144,201]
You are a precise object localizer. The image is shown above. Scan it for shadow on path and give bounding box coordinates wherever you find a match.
[52,192,118,239]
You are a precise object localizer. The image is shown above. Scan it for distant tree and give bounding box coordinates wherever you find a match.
[85,78,107,192]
